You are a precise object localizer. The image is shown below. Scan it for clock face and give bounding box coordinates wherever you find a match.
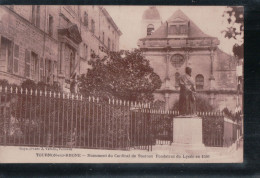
[170,54,185,68]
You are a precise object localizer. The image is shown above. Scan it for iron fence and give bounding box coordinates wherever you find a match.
[0,85,242,151]
[0,86,133,150]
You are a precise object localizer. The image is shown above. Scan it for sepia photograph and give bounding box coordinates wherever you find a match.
[0,5,243,163]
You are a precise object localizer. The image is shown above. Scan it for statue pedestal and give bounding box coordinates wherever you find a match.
[172,116,205,152]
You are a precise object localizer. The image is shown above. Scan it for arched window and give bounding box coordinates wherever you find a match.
[147,24,154,36]
[175,72,180,88]
[195,74,204,90]
[170,54,185,68]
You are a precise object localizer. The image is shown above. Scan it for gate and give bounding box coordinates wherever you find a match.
[129,109,177,151]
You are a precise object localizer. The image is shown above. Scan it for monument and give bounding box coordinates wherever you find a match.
[172,67,205,151]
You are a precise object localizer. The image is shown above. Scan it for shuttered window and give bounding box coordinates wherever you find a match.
[40,58,45,82]
[13,44,19,73]
[83,11,88,27]
[0,37,12,72]
[25,50,31,78]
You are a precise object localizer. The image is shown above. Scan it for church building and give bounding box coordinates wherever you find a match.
[138,7,241,112]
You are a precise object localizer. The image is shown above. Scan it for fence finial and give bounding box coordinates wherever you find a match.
[15,87,18,93]
[97,97,99,103]
[10,86,13,93]
[0,85,2,92]
[112,99,115,105]
[21,88,23,94]
[80,94,83,100]
[25,88,28,95]
[109,98,111,104]
[35,89,38,96]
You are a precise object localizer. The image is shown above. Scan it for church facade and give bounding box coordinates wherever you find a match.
[138,7,241,112]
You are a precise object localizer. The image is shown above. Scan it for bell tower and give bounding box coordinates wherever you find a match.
[141,6,162,38]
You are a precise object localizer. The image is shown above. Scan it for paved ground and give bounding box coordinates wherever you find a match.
[0,139,243,163]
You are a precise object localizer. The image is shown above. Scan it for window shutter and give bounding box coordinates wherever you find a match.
[84,12,88,27]
[36,6,40,28]
[40,57,44,81]
[13,44,19,73]
[7,41,13,74]
[0,37,6,71]
[32,6,36,24]
[31,53,35,79]
[25,50,31,78]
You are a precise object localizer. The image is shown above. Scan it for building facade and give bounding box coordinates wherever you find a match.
[138,7,242,111]
[0,5,121,92]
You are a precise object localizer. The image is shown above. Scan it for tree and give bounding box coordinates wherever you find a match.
[78,49,162,102]
[222,6,244,59]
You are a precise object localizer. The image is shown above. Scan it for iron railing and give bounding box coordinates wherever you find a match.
[0,85,241,151]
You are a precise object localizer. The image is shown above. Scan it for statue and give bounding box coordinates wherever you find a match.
[179,67,196,116]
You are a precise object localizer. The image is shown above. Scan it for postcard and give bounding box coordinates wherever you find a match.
[0,5,243,163]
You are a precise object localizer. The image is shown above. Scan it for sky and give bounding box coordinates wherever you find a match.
[105,6,239,55]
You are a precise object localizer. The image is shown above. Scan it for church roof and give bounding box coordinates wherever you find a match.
[142,6,161,20]
[144,9,213,39]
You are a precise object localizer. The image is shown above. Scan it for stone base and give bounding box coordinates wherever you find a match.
[172,115,205,153]
[173,115,203,144]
